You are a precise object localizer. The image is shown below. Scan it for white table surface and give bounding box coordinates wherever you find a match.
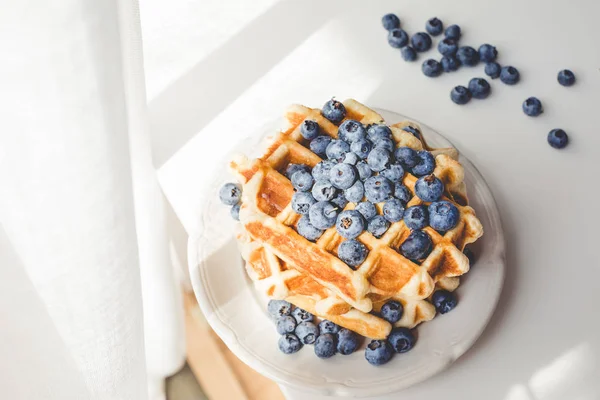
[152,0,600,399]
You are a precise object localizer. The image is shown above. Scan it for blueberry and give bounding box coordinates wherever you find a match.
[230,203,241,220]
[314,333,336,358]
[367,215,390,238]
[338,119,366,143]
[344,180,365,203]
[388,29,409,48]
[364,176,394,203]
[422,59,443,77]
[365,340,393,366]
[468,78,491,99]
[336,210,366,239]
[438,38,458,56]
[374,138,395,154]
[295,321,319,345]
[292,192,317,214]
[286,163,310,179]
[548,129,569,149]
[383,198,405,222]
[329,163,358,190]
[276,315,297,334]
[367,124,393,142]
[355,201,377,220]
[432,290,458,314]
[402,126,421,139]
[394,184,412,205]
[351,138,372,159]
[381,300,403,323]
[297,215,324,242]
[451,85,472,105]
[558,69,576,86]
[441,56,460,72]
[367,147,392,172]
[312,160,335,182]
[308,201,338,229]
[415,175,444,202]
[456,46,479,67]
[326,139,351,162]
[403,206,428,230]
[337,329,361,355]
[401,46,418,61]
[412,151,436,177]
[500,66,520,85]
[380,163,405,183]
[464,247,475,265]
[338,239,369,268]
[219,183,242,206]
[310,135,332,157]
[356,161,373,181]
[342,152,359,165]
[484,62,501,79]
[300,120,320,140]
[444,24,461,40]
[429,200,459,231]
[388,327,416,353]
[292,308,314,324]
[394,147,419,168]
[522,97,543,117]
[411,32,432,52]
[478,44,497,62]
[278,333,302,354]
[425,17,443,36]
[291,170,314,192]
[331,191,349,209]
[400,230,432,260]
[382,13,400,30]
[268,299,292,319]
[311,180,337,202]
[321,99,347,124]
[319,320,341,335]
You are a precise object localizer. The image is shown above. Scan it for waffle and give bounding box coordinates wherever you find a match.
[231,99,483,338]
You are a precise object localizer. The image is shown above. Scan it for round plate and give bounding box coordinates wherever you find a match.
[188,108,506,397]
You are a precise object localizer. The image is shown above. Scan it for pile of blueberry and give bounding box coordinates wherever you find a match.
[382,13,574,149]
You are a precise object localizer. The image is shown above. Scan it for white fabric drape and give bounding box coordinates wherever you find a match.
[0,1,184,399]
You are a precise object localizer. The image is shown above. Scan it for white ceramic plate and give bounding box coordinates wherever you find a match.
[188,108,506,397]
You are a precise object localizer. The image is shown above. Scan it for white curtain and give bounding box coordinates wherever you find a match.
[0,1,184,399]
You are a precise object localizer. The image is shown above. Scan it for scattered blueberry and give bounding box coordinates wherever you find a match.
[468,78,491,99]
[382,13,400,31]
[268,299,292,319]
[425,17,443,36]
[314,333,337,358]
[381,300,404,323]
[319,320,341,335]
[338,119,366,143]
[350,138,372,159]
[380,163,405,183]
[338,239,369,268]
[311,180,337,202]
[557,69,576,86]
[422,59,443,77]
[415,175,444,202]
[276,315,297,334]
[484,62,501,79]
[219,183,242,206]
[364,176,394,203]
[295,321,319,345]
[344,180,365,203]
[336,210,366,239]
[400,230,432,260]
[291,191,317,214]
[401,46,418,61]
[438,38,458,56]
[326,139,351,162]
[308,201,338,229]
[292,308,314,324]
[365,340,393,366]
[432,290,458,314]
[367,124,393,142]
[456,46,479,67]
[383,198,405,222]
[403,205,428,230]
[367,147,392,172]
[356,161,373,181]
[478,44,497,62]
[291,170,314,192]
[388,29,409,48]
[388,327,416,353]
[300,120,319,140]
[444,24,461,40]
[412,151,436,177]
[402,126,421,139]
[312,160,335,182]
[547,129,569,149]
[230,203,241,220]
[394,147,419,168]
[337,329,361,355]
[429,200,459,231]
[522,97,543,117]
[500,66,520,85]
[367,215,390,238]
[297,215,324,242]
[310,136,332,157]
[321,99,347,124]
[355,201,377,220]
[286,163,311,179]
[451,85,472,105]
[342,152,359,165]
[441,56,460,72]
[394,184,412,205]
[278,333,302,354]
[329,163,358,190]
[411,32,432,52]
